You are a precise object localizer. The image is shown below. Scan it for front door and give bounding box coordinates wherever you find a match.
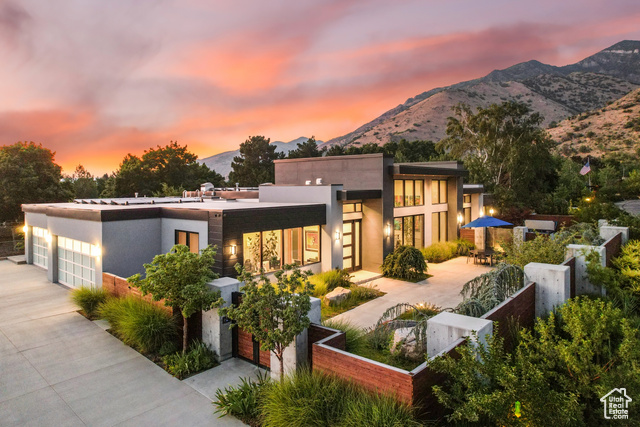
[343,220,361,271]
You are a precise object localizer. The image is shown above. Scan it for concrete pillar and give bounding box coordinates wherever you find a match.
[47,234,58,283]
[270,297,321,380]
[513,226,527,246]
[426,312,493,358]
[24,225,33,264]
[524,263,571,317]
[599,226,629,245]
[202,277,241,361]
[566,244,607,296]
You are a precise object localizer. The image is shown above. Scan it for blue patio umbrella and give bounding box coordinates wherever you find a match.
[461,216,512,228]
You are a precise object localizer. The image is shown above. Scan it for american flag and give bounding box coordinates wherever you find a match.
[580,159,591,175]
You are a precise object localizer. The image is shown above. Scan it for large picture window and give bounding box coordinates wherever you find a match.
[32,226,48,269]
[394,180,424,207]
[242,225,321,274]
[431,179,448,204]
[175,230,199,253]
[393,215,424,248]
[432,212,448,242]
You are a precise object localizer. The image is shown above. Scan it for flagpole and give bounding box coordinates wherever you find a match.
[588,155,591,189]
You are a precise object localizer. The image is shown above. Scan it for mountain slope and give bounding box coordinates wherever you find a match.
[198,137,321,178]
[322,40,640,148]
[550,88,640,158]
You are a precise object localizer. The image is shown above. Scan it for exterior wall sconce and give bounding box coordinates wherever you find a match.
[45,231,52,243]
[22,224,28,233]
[230,245,237,255]
[384,223,391,238]
[335,230,341,241]
[489,208,495,216]
[91,244,102,258]
[457,213,463,225]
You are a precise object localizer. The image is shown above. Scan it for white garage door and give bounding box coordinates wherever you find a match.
[58,237,98,288]
[32,227,48,269]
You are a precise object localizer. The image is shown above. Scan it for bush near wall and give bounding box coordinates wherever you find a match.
[382,245,427,281]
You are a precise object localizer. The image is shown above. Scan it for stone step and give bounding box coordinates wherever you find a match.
[7,255,26,265]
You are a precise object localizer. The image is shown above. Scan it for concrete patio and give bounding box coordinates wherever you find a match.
[333,256,493,329]
[0,260,253,426]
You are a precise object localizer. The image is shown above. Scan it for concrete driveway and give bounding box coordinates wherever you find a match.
[0,260,252,426]
[333,256,493,329]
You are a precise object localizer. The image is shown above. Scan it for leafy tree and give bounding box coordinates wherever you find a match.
[552,157,589,207]
[228,136,284,186]
[221,264,313,380]
[325,144,346,156]
[66,164,99,199]
[0,141,74,222]
[113,141,224,197]
[128,245,223,353]
[287,136,325,159]
[388,139,439,162]
[430,297,640,426]
[439,101,557,209]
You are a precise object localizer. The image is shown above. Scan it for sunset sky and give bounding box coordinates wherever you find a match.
[2,0,640,175]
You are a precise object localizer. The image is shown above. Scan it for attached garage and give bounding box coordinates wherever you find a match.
[57,236,99,288]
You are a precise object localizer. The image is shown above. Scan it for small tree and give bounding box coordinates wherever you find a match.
[381,245,427,281]
[221,264,313,381]
[128,245,223,353]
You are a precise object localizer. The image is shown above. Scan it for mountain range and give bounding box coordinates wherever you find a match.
[320,40,640,148]
[198,137,321,178]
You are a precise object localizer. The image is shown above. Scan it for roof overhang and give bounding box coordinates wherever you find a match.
[390,164,469,178]
[463,184,484,194]
[337,189,382,201]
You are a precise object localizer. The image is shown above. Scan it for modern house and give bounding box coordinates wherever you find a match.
[22,154,484,289]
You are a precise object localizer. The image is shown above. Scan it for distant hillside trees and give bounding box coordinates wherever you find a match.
[228,136,284,186]
[102,141,224,197]
[325,139,441,162]
[0,141,73,222]
[440,101,557,209]
[287,136,325,159]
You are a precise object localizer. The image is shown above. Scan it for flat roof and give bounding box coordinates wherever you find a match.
[391,164,469,177]
[23,198,326,222]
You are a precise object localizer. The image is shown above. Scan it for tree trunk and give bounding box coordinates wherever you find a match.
[279,354,284,382]
[182,315,188,355]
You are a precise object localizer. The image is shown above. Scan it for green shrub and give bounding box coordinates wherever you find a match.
[454,238,475,255]
[70,286,108,319]
[421,241,458,263]
[214,371,270,425]
[309,269,352,297]
[162,340,218,379]
[261,370,419,427]
[381,245,427,281]
[97,296,178,354]
[322,319,366,353]
[340,391,421,427]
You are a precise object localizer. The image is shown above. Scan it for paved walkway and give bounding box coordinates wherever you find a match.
[0,261,253,427]
[333,256,493,329]
[616,200,640,216]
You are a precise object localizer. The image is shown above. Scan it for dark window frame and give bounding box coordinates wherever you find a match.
[175,230,199,253]
[432,179,448,205]
[394,179,425,207]
[393,214,425,248]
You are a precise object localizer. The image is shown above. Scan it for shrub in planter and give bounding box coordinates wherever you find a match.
[214,371,270,425]
[308,269,352,297]
[97,296,178,354]
[162,340,218,379]
[381,245,427,281]
[421,241,458,263]
[70,286,108,319]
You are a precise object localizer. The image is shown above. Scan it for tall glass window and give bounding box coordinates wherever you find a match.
[394,180,404,207]
[393,215,424,248]
[283,227,302,266]
[432,179,448,204]
[404,180,414,207]
[414,180,424,205]
[262,230,282,272]
[303,225,320,265]
[243,232,261,273]
[432,212,448,242]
